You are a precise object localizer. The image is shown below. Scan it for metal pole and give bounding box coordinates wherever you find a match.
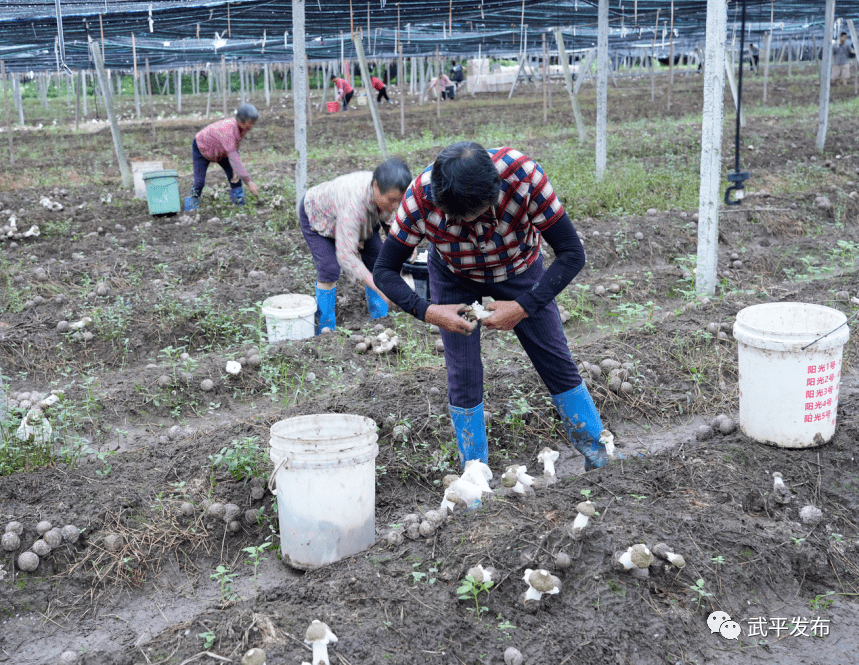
[145,57,155,140]
[817,0,835,151]
[399,43,405,136]
[353,30,389,158]
[90,41,132,189]
[1,61,13,165]
[554,29,587,143]
[695,0,727,296]
[221,55,228,116]
[293,0,308,217]
[132,34,141,118]
[596,0,609,180]
[542,33,548,123]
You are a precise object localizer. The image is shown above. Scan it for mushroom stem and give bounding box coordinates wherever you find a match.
[571,511,589,537]
[599,430,618,460]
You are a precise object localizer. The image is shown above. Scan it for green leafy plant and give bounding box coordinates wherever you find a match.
[243,542,272,597]
[198,630,216,649]
[208,436,266,480]
[211,564,238,603]
[457,575,494,620]
[711,554,726,566]
[689,578,713,608]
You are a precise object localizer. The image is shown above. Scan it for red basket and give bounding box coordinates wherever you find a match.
[326,101,340,113]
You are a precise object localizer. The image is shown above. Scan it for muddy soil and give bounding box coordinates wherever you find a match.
[1,64,858,665]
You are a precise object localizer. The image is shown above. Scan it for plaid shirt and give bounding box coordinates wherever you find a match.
[389,147,565,282]
[332,77,354,99]
[195,118,251,182]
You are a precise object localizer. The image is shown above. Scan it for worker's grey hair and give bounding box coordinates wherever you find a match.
[236,103,259,123]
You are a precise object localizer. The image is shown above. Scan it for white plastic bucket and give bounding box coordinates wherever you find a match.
[733,302,849,448]
[131,161,163,199]
[261,294,316,343]
[267,414,379,569]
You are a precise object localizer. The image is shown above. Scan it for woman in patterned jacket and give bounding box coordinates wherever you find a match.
[300,158,412,334]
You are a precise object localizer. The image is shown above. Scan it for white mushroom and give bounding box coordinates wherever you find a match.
[771,472,791,505]
[241,648,267,665]
[418,520,436,538]
[507,464,536,488]
[462,301,493,322]
[36,520,52,535]
[460,460,493,492]
[103,534,123,552]
[17,551,39,571]
[466,564,499,584]
[223,503,241,523]
[304,620,338,665]
[800,505,823,525]
[570,501,596,540]
[5,521,23,535]
[522,568,560,601]
[501,469,525,495]
[651,542,686,568]
[68,317,93,331]
[225,360,242,375]
[537,447,560,481]
[504,647,524,665]
[599,429,618,460]
[386,529,405,547]
[441,477,487,512]
[612,544,654,577]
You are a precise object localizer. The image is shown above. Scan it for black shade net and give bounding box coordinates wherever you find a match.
[0,1,851,71]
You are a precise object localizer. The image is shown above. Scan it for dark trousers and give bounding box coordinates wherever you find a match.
[441,85,456,100]
[428,250,582,408]
[376,87,390,102]
[191,139,241,196]
[299,197,382,283]
[342,90,354,109]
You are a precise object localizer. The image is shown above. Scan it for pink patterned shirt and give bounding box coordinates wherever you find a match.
[304,171,391,283]
[194,118,251,183]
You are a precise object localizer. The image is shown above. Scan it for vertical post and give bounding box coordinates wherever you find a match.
[399,43,405,136]
[724,49,745,127]
[353,30,389,158]
[132,34,141,118]
[293,0,308,218]
[471,44,481,95]
[817,0,835,151]
[206,65,213,116]
[145,57,155,140]
[596,0,609,180]
[264,63,270,106]
[13,74,24,126]
[82,70,88,117]
[90,41,132,189]
[555,30,586,143]
[847,20,859,95]
[221,55,228,116]
[176,69,182,112]
[1,61,13,165]
[435,46,441,118]
[650,10,659,102]
[75,69,81,130]
[411,54,416,95]
[306,57,312,128]
[695,0,727,296]
[762,32,772,103]
[542,33,548,123]
[667,0,674,110]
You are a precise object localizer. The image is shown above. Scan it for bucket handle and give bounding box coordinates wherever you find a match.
[267,456,289,495]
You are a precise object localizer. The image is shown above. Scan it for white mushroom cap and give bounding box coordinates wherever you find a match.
[305,619,337,644]
[31,539,51,557]
[629,544,653,569]
[36,520,52,535]
[442,474,460,489]
[527,569,558,593]
[772,471,783,479]
[501,471,518,488]
[504,646,524,665]
[43,527,63,548]
[576,500,596,517]
[225,360,242,375]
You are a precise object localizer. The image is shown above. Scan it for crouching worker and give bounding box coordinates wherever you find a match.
[301,157,412,334]
[186,104,260,211]
[373,142,612,471]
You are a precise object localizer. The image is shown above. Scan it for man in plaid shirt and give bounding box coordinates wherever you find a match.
[374,142,613,471]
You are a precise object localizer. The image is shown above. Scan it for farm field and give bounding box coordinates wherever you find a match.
[1,64,859,665]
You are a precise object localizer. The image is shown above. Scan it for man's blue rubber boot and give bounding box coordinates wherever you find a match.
[449,402,488,469]
[315,284,336,334]
[230,186,245,205]
[551,383,611,471]
[184,195,199,212]
[364,286,389,320]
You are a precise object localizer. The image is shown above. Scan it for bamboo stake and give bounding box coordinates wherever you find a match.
[90,41,131,189]
[1,61,13,165]
[399,43,405,136]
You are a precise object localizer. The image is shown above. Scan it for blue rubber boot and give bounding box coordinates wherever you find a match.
[315,284,336,334]
[229,186,245,205]
[551,383,612,471]
[184,196,199,212]
[364,286,389,320]
[449,402,488,469]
